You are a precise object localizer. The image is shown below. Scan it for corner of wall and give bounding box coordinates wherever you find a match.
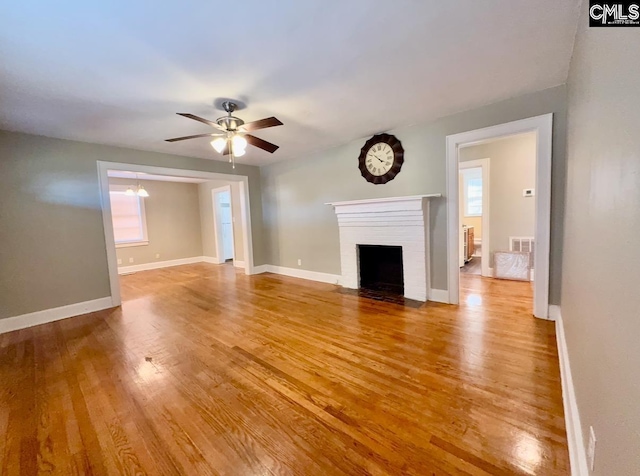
[555,307,589,475]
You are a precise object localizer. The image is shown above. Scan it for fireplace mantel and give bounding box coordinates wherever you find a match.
[325,194,441,208]
[327,194,441,302]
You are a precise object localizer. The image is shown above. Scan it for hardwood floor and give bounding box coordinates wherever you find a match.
[0,263,567,475]
[460,257,481,276]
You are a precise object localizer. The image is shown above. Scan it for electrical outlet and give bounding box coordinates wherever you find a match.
[297,259,302,266]
[587,426,597,471]
[117,258,122,265]
[129,257,134,263]
[155,253,160,259]
[523,188,535,197]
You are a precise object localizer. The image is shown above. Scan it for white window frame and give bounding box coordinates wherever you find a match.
[109,184,149,248]
[461,167,483,217]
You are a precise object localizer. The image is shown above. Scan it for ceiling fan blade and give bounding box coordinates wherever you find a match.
[222,141,231,156]
[245,134,279,153]
[177,113,226,131]
[239,117,283,132]
[165,133,219,142]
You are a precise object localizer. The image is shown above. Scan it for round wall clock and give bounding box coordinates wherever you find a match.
[358,133,404,184]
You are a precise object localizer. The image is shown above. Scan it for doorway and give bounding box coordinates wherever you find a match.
[97,162,256,307]
[446,114,552,319]
[459,160,489,277]
[212,186,235,263]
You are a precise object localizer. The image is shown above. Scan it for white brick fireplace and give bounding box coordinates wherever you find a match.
[326,195,441,302]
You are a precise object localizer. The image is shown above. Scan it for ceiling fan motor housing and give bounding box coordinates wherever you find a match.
[218,101,244,131]
[216,115,245,131]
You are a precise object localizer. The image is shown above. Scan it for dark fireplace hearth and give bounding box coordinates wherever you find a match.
[358,245,404,295]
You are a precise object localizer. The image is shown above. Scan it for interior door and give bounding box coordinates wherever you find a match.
[220,201,234,260]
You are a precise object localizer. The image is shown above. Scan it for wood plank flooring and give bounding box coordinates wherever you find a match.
[0,263,567,475]
[460,258,481,276]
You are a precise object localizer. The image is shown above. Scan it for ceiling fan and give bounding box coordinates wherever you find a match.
[165,101,283,168]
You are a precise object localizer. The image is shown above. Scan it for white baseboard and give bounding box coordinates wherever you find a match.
[429,289,449,304]
[118,256,209,274]
[555,307,588,476]
[251,264,269,275]
[548,304,561,322]
[201,255,224,265]
[233,260,246,268]
[0,297,114,335]
[254,265,448,304]
[263,265,342,285]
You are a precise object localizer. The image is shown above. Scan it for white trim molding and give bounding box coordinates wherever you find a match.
[446,114,553,319]
[326,194,442,207]
[554,306,588,476]
[252,265,449,305]
[261,265,342,285]
[548,304,561,322]
[201,256,224,265]
[0,297,114,335]
[251,264,269,275]
[428,289,449,304]
[118,256,206,274]
[233,260,246,268]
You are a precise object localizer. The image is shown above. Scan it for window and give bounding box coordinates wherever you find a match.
[109,186,148,247]
[462,168,483,217]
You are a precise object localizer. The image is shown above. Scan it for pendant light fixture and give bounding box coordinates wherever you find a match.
[130,174,149,197]
[137,184,149,197]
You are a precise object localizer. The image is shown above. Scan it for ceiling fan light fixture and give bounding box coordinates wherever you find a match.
[232,134,247,150]
[233,145,246,157]
[211,137,227,153]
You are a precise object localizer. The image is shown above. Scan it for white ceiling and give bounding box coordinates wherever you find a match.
[107,170,208,183]
[0,1,580,166]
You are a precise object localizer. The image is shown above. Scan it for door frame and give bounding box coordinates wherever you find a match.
[97,161,256,307]
[211,185,236,264]
[446,114,553,319]
[459,158,491,278]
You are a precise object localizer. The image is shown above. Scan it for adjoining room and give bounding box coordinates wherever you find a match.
[458,131,537,313]
[104,168,251,301]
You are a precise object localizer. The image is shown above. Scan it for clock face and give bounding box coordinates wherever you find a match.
[357,133,404,185]
[365,143,394,176]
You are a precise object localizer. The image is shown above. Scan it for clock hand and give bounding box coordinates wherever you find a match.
[373,154,384,163]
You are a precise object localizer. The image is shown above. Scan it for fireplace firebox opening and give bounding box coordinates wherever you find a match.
[358,245,404,295]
